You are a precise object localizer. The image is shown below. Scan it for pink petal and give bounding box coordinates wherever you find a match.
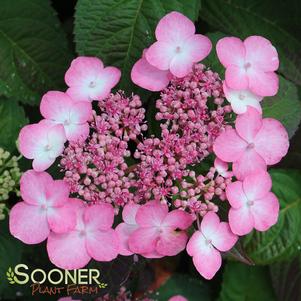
[244,36,279,72]
[169,296,188,301]
[200,212,220,239]
[216,37,245,67]
[155,11,195,43]
[122,203,140,225]
[115,223,137,256]
[162,210,193,229]
[86,229,119,261]
[212,222,238,252]
[243,171,272,200]
[64,123,90,142]
[84,203,114,231]
[128,227,159,254]
[9,202,49,244]
[170,53,194,78]
[32,153,55,172]
[146,41,175,71]
[213,128,247,162]
[45,179,70,207]
[184,34,212,62]
[20,170,52,205]
[70,101,92,124]
[186,230,203,256]
[248,70,279,97]
[135,202,168,227]
[254,118,289,165]
[225,65,248,90]
[226,181,248,209]
[233,149,267,180]
[156,228,188,256]
[235,107,262,143]
[46,123,67,158]
[47,231,91,269]
[251,192,279,231]
[214,158,230,177]
[131,56,170,91]
[228,207,254,235]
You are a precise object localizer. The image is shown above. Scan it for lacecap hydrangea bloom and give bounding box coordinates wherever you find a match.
[11,11,289,282]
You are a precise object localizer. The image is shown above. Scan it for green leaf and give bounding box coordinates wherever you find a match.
[0,0,72,105]
[74,0,200,93]
[218,262,276,301]
[244,169,301,264]
[151,274,210,301]
[262,77,301,138]
[0,99,28,152]
[200,0,301,86]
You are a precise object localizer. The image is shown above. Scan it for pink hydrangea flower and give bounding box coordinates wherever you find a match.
[47,199,119,269]
[226,171,279,235]
[213,107,289,179]
[146,12,212,78]
[216,36,279,96]
[19,121,66,172]
[40,91,92,141]
[223,82,262,114]
[9,170,76,244]
[186,212,238,280]
[169,296,188,301]
[131,49,171,91]
[65,57,121,102]
[214,158,232,178]
[128,201,193,256]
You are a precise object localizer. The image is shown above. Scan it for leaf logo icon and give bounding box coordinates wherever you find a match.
[6,267,16,284]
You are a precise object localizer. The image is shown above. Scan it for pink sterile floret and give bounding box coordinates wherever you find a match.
[213,107,289,180]
[226,171,279,235]
[168,296,188,301]
[47,198,119,270]
[128,201,193,257]
[216,36,279,96]
[40,91,92,142]
[9,170,76,244]
[131,48,172,91]
[186,212,238,280]
[65,56,121,102]
[19,121,66,172]
[146,12,212,78]
[223,82,262,115]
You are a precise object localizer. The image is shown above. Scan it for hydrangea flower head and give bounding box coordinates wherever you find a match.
[65,57,121,102]
[9,170,76,244]
[217,36,279,96]
[226,171,279,235]
[146,11,212,77]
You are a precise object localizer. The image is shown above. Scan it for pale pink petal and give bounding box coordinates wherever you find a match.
[170,53,194,77]
[86,229,119,261]
[244,36,279,71]
[212,222,238,252]
[32,154,55,172]
[122,203,140,225]
[156,228,188,256]
[233,149,267,180]
[84,204,114,231]
[20,170,52,205]
[183,34,212,62]
[66,86,92,103]
[45,179,69,207]
[146,41,175,71]
[248,70,279,97]
[64,123,90,142]
[47,231,90,270]
[225,65,248,90]
[128,227,159,254]
[155,11,195,42]
[228,207,254,235]
[115,223,137,256]
[251,192,279,231]
[235,107,262,143]
[169,296,188,301]
[216,37,245,67]
[243,171,272,200]
[214,158,230,177]
[200,212,220,239]
[70,101,93,124]
[162,210,193,229]
[9,202,49,244]
[254,118,289,165]
[226,181,248,209]
[131,56,170,91]
[46,124,67,158]
[186,230,203,256]
[135,202,168,227]
[213,128,247,162]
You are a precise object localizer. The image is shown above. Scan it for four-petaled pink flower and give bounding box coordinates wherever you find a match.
[40,91,92,142]
[9,170,76,244]
[146,11,212,78]
[187,212,238,280]
[65,56,121,102]
[223,82,262,114]
[19,121,66,172]
[128,201,193,256]
[217,36,279,96]
[213,107,289,180]
[131,49,171,91]
[47,199,119,269]
[226,171,279,235]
